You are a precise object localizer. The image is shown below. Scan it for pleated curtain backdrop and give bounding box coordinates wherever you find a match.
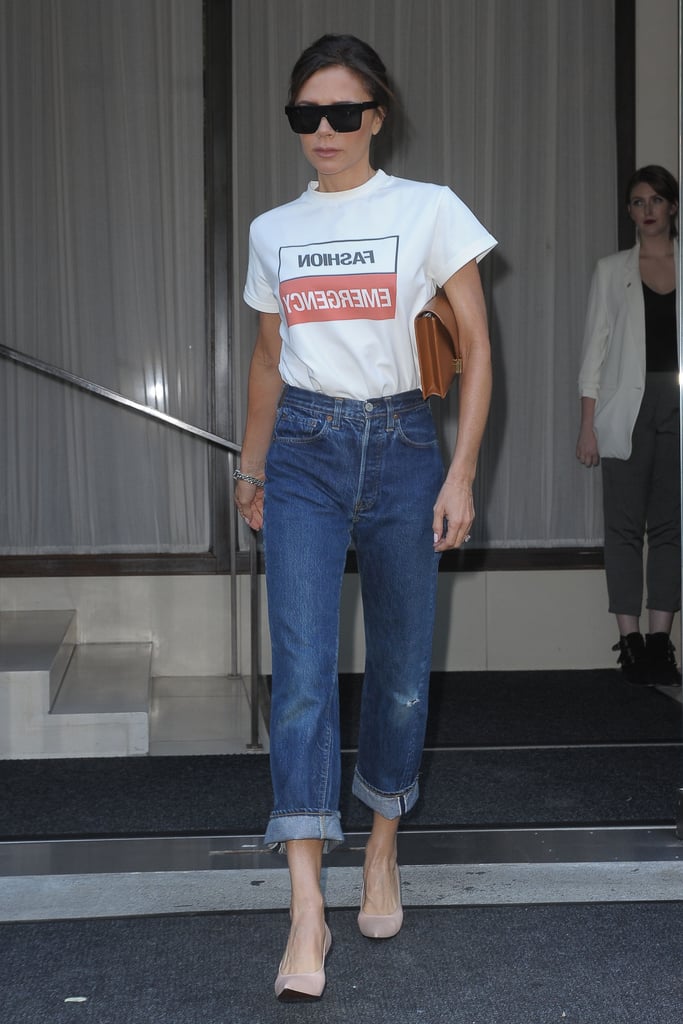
[0,0,208,554]
[0,0,615,554]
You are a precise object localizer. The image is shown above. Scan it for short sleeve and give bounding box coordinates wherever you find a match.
[428,188,497,285]
[243,226,280,314]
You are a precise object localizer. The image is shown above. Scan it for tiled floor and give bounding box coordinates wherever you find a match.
[149,675,269,755]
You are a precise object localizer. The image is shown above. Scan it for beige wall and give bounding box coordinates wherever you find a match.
[0,570,619,675]
[636,0,678,170]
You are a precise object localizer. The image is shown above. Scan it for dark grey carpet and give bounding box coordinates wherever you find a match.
[1,671,680,839]
[340,669,682,747]
[3,903,683,1023]
[1,746,680,839]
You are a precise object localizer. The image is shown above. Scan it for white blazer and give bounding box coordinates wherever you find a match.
[578,242,679,459]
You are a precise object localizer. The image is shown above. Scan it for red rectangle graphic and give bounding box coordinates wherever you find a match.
[280,274,397,326]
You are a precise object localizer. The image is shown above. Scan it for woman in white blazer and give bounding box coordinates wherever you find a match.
[577,165,680,686]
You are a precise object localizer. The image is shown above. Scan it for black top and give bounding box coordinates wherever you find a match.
[643,282,677,372]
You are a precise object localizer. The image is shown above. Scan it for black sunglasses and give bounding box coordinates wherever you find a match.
[284,101,379,135]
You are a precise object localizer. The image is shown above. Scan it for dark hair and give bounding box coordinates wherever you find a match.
[626,164,679,239]
[288,34,395,119]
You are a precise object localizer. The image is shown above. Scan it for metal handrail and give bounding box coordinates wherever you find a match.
[0,342,241,452]
[0,341,263,749]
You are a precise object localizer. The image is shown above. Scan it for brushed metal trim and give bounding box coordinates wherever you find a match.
[1,826,681,878]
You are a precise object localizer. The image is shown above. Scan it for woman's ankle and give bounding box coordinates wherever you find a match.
[289,894,325,922]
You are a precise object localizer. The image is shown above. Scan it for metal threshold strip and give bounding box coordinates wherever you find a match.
[1,825,681,879]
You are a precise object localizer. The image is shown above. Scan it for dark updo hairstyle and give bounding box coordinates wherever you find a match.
[626,164,679,239]
[287,33,395,122]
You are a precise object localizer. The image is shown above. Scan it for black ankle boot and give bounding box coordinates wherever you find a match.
[645,633,682,687]
[612,632,649,684]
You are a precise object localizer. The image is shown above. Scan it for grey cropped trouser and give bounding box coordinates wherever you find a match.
[601,372,681,616]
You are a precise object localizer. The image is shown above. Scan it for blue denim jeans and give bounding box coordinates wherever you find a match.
[262,385,444,850]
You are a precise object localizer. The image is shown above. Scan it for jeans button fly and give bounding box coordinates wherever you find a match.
[364,402,373,412]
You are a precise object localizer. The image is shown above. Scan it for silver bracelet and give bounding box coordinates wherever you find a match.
[233,469,265,488]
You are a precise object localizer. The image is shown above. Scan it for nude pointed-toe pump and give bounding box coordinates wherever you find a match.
[357,865,403,939]
[274,924,332,1001]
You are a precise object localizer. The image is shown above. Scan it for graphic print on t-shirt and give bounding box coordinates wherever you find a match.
[278,236,398,327]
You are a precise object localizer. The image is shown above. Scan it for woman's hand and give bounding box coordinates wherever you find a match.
[432,479,474,551]
[576,424,600,467]
[234,478,265,531]
[576,396,599,466]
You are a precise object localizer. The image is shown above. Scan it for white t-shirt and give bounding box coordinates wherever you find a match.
[243,169,497,399]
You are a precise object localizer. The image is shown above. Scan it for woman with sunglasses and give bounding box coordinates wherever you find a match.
[234,33,496,1001]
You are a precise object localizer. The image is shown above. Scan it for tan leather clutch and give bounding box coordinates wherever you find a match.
[414,289,462,399]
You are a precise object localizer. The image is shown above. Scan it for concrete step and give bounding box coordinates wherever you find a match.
[0,609,76,709]
[0,611,151,758]
[53,644,152,715]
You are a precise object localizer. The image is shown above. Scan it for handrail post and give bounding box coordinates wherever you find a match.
[227,452,239,680]
[247,528,263,750]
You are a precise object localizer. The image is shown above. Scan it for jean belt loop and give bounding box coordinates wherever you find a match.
[385,395,394,431]
[332,397,343,429]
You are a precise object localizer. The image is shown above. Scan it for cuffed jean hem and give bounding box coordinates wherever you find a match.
[352,767,419,820]
[263,811,345,854]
